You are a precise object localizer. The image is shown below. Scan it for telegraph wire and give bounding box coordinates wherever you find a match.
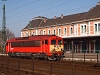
[4,0,98,36]
[6,0,41,13]
[6,4,95,26]
[6,0,62,18]
[7,0,76,19]
[0,0,41,16]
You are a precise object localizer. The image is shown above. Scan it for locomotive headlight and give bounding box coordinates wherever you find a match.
[61,48,63,51]
[54,45,56,47]
[51,49,55,52]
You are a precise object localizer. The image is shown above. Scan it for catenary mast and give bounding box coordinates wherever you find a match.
[2,0,6,53]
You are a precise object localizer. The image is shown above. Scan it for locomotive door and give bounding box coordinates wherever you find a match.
[42,40,48,53]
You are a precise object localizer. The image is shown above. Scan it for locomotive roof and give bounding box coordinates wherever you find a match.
[7,35,61,42]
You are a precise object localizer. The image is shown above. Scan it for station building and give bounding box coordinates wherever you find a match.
[21,2,100,53]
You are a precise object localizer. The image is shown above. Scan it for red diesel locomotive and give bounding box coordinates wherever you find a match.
[6,35,64,60]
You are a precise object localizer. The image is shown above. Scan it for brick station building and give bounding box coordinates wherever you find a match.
[21,2,100,53]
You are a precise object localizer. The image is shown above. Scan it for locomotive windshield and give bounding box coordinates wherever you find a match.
[51,40,56,45]
[58,40,63,45]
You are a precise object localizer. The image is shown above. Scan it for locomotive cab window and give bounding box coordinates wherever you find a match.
[45,40,48,44]
[58,40,63,45]
[51,40,56,45]
[42,40,48,45]
[42,41,44,44]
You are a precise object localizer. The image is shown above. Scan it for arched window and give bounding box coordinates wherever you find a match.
[43,30,46,35]
[40,30,42,35]
[58,28,61,35]
[48,30,50,35]
[53,30,56,35]
[70,27,73,34]
[64,28,67,35]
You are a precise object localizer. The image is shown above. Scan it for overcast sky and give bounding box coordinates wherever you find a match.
[0,0,100,37]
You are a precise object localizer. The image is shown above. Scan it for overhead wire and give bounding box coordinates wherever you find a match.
[6,4,96,26]
[1,0,98,35]
[6,0,77,26]
[6,0,41,13]
[8,5,95,25]
[6,0,76,20]
[7,0,63,18]
[0,0,41,16]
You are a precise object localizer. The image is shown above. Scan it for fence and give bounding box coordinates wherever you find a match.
[0,55,100,75]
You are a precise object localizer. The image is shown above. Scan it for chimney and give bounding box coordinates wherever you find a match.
[97,2,100,5]
[44,18,47,22]
[54,16,56,19]
[61,14,64,19]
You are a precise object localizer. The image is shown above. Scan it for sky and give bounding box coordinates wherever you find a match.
[0,0,100,37]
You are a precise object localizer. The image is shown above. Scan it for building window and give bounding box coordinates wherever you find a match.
[70,27,73,34]
[81,26,83,33]
[81,25,86,34]
[94,23,100,32]
[32,32,35,36]
[43,30,46,35]
[53,30,56,35]
[40,30,42,35]
[84,25,86,32]
[26,32,28,36]
[58,28,61,35]
[95,24,97,32]
[98,23,100,31]
[21,32,23,37]
[48,30,50,35]
[64,28,67,35]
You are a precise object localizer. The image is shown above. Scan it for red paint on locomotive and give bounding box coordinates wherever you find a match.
[6,35,64,60]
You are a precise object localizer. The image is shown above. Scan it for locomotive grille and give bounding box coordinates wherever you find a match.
[50,45,63,52]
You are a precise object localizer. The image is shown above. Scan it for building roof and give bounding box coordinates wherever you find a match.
[79,4,100,20]
[22,2,100,31]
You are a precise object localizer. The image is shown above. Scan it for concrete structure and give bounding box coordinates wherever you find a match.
[21,2,100,53]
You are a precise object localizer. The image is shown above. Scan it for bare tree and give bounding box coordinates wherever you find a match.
[0,28,15,42]
[6,28,15,40]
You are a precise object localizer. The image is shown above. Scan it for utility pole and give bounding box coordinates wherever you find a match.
[2,0,6,53]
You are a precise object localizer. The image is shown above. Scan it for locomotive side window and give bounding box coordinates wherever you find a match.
[45,40,48,44]
[34,41,40,46]
[51,40,56,45]
[11,42,22,47]
[58,40,63,45]
[23,41,40,47]
[11,41,41,47]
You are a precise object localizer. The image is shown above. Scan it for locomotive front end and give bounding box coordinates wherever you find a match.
[49,38,64,60]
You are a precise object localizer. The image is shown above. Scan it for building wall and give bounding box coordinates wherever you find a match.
[21,20,100,53]
[21,20,100,37]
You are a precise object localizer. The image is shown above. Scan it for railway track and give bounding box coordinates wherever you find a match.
[0,56,100,75]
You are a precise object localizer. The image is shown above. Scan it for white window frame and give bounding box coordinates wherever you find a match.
[80,24,87,35]
[53,29,56,35]
[32,32,35,36]
[58,28,61,36]
[21,32,23,37]
[74,24,78,36]
[94,22,100,34]
[48,29,50,35]
[43,30,46,35]
[52,28,56,35]
[64,27,67,36]
[40,30,42,35]
[26,32,28,36]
